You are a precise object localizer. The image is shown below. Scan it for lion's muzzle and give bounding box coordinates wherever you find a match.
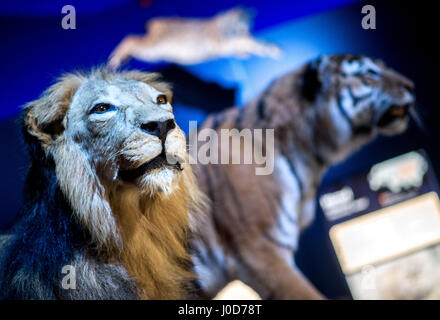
[140,119,176,144]
[118,151,183,181]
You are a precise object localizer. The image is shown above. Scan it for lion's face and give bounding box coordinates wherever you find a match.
[66,77,186,194]
[23,69,205,253]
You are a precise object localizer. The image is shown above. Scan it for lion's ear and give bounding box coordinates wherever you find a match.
[23,74,83,147]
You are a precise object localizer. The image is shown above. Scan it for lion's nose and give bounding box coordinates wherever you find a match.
[141,119,176,142]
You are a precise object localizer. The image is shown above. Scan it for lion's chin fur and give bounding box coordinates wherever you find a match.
[136,167,180,197]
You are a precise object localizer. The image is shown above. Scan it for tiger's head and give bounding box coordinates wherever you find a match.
[298,54,415,163]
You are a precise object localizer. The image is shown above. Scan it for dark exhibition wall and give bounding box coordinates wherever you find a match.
[0,0,438,299]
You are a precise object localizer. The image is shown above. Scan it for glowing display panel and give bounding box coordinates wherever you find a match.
[330,192,440,274]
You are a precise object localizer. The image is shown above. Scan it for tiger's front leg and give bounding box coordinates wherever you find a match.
[235,238,325,300]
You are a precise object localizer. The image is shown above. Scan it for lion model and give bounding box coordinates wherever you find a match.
[0,69,205,299]
[190,54,415,299]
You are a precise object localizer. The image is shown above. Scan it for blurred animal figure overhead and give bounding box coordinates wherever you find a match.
[108,7,281,68]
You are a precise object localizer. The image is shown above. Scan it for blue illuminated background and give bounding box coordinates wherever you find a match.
[0,0,438,298]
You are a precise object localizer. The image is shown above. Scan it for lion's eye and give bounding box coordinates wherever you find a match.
[156,95,167,105]
[91,103,116,114]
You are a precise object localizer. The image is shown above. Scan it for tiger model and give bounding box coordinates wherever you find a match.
[189,54,415,299]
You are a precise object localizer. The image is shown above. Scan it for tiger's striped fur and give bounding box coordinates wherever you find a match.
[190,54,415,299]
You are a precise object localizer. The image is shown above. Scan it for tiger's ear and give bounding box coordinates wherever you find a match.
[301,57,323,102]
[23,74,83,148]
